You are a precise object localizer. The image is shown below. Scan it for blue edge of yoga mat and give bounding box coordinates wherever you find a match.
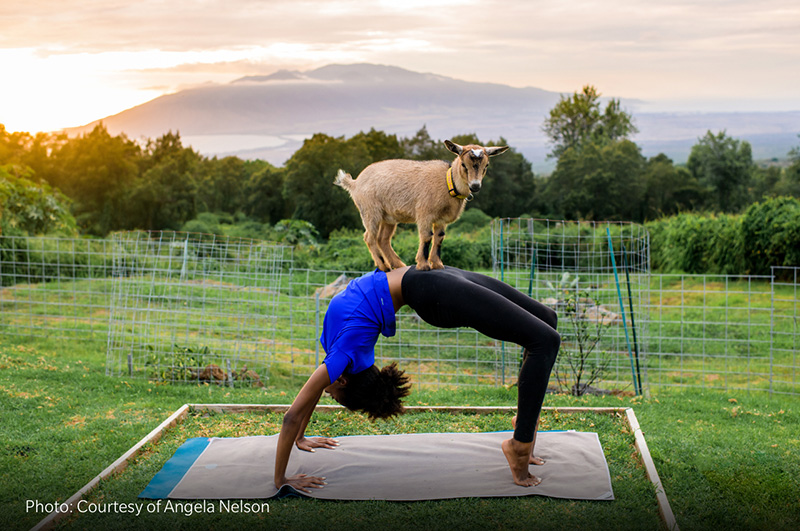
[139,431,565,501]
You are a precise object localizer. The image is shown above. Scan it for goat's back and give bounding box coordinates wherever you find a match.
[346,159,458,224]
[351,159,449,193]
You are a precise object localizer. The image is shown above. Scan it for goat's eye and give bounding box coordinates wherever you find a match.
[461,163,467,171]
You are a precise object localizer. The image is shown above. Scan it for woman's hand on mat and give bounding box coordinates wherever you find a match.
[296,436,339,452]
[284,473,326,493]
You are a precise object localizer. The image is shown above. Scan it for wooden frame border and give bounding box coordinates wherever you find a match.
[34,404,678,531]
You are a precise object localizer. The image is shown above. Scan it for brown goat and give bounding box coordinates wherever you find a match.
[334,140,508,271]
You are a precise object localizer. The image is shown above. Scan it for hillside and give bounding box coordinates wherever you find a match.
[66,63,800,169]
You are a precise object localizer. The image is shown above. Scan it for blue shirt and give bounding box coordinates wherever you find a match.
[320,269,396,384]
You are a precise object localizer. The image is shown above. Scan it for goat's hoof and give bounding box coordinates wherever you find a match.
[415,262,431,271]
[428,260,445,270]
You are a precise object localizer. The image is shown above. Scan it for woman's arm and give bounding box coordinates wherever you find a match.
[273,364,332,492]
[295,398,339,452]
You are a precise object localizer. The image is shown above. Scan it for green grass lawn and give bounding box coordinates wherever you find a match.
[1,334,798,531]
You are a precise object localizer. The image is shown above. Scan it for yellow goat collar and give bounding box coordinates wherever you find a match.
[446,167,470,200]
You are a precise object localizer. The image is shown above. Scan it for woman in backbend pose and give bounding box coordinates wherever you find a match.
[273,265,560,492]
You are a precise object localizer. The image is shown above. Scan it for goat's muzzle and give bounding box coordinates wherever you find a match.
[469,181,482,193]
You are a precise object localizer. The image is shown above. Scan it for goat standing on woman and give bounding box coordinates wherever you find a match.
[335,140,508,271]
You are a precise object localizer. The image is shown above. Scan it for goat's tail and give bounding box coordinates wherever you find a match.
[334,169,355,191]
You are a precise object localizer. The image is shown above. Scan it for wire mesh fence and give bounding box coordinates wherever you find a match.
[1,232,798,395]
[0,235,112,340]
[491,218,650,395]
[770,266,799,396]
[645,273,775,393]
[278,268,504,387]
[104,231,291,387]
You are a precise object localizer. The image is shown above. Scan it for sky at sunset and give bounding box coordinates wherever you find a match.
[1,0,799,134]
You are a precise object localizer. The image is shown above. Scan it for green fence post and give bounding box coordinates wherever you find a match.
[607,227,639,395]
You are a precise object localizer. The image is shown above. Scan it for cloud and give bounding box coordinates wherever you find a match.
[1,0,798,132]
[4,1,798,73]
[0,0,430,52]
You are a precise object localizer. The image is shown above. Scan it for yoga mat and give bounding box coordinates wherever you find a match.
[140,431,614,502]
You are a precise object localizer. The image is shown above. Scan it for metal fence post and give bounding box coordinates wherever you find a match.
[315,291,321,367]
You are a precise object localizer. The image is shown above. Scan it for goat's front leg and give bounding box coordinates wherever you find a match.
[427,223,447,270]
[415,222,434,271]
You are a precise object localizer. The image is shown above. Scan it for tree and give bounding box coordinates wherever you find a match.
[351,128,404,162]
[283,134,371,238]
[400,125,443,160]
[687,130,754,212]
[640,154,704,219]
[543,139,646,221]
[775,135,800,198]
[750,165,783,201]
[542,85,637,159]
[242,164,288,224]
[126,132,202,230]
[195,156,252,214]
[47,125,141,235]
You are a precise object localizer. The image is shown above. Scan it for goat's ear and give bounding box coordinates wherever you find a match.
[486,146,509,157]
[444,140,463,155]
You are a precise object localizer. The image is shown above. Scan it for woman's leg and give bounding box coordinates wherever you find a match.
[402,267,560,443]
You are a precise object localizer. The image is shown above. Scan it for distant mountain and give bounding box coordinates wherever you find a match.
[66,63,800,170]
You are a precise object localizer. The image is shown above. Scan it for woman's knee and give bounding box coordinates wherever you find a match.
[522,326,560,363]
[543,306,558,331]
[542,327,561,361]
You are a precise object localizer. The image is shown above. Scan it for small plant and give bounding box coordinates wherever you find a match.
[144,344,265,387]
[546,271,580,308]
[273,219,319,246]
[145,344,207,382]
[548,273,613,396]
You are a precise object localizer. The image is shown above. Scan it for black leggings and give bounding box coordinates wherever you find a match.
[401,266,560,443]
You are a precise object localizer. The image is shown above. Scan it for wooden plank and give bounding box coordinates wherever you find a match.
[32,404,191,531]
[189,403,630,415]
[626,408,679,531]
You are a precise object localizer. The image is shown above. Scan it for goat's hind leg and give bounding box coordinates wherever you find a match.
[361,216,393,271]
[377,222,406,270]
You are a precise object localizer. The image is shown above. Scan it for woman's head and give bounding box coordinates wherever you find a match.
[325,363,411,420]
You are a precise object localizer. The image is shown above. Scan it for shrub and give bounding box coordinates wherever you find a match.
[0,165,77,236]
[316,228,374,271]
[741,197,800,275]
[648,213,743,274]
[648,197,800,275]
[450,208,492,235]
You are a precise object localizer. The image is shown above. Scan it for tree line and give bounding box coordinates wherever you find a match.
[1,85,799,240]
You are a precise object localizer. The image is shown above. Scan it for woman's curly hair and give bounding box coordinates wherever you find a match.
[338,363,411,421]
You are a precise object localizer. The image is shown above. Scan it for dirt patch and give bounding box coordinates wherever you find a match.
[66,415,86,428]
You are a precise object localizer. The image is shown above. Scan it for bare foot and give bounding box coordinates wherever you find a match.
[501,438,542,487]
[511,415,545,465]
